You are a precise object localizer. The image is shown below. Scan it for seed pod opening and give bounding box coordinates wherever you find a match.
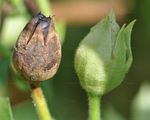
[13,13,61,83]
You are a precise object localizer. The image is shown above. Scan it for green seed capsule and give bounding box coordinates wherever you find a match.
[13,13,61,83]
[74,10,135,96]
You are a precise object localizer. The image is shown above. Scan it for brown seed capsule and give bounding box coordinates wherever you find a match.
[13,13,61,83]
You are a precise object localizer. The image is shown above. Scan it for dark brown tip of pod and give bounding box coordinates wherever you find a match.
[33,12,51,42]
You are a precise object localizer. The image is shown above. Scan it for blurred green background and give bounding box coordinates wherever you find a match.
[0,0,150,120]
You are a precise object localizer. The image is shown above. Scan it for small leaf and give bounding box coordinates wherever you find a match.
[0,97,14,120]
[0,58,10,96]
[0,48,14,120]
[107,21,136,92]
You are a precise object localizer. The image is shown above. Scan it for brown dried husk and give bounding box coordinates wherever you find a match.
[13,17,61,83]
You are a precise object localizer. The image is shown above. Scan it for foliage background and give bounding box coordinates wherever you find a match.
[0,0,150,120]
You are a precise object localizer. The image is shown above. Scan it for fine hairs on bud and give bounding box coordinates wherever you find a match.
[74,10,135,96]
[13,13,61,83]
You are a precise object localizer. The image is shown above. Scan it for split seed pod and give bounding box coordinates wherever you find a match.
[13,13,61,83]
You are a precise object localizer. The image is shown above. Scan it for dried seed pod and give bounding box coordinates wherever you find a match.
[13,13,61,83]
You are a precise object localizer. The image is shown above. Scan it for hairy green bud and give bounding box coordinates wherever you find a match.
[74,10,135,96]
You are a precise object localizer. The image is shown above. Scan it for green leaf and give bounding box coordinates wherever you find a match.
[0,97,14,120]
[0,58,10,96]
[106,20,136,92]
[0,49,14,120]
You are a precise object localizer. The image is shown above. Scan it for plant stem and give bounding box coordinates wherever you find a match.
[36,0,66,44]
[10,0,26,13]
[36,0,52,16]
[88,93,101,120]
[31,84,53,120]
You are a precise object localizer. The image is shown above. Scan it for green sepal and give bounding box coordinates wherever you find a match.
[74,10,135,96]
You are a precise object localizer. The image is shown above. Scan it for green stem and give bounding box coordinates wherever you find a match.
[88,93,101,120]
[31,84,53,120]
[36,0,66,44]
[36,0,52,16]
[10,0,26,13]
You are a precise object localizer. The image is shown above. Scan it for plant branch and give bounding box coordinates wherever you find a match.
[31,84,53,120]
[36,0,52,16]
[88,93,101,120]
